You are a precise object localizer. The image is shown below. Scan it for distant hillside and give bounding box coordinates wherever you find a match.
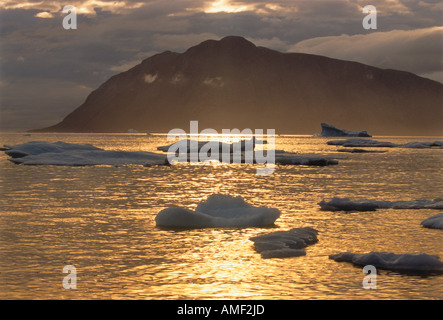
[34,36,443,135]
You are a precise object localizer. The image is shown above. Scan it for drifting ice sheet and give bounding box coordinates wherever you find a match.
[319,197,443,211]
[421,213,443,230]
[329,251,443,272]
[4,141,167,166]
[250,227,319,259]
[327,139,443,149]
[155,194,281,228]
[157,138,258,153]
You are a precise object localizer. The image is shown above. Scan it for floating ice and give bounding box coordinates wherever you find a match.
[319,197,443,212]
[327,139,397,148]
[421,213,443,230]
[275,153,339,166]
[250,227,319,259]
[327,139,443,149]
[4,141,167,166]
[320,123,371,137]
[157,138,258,153]
[337,148,387,153]
[329,251,443,272]
[155,194,281,228]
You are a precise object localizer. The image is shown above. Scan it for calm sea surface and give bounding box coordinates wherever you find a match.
[0,133,442,299]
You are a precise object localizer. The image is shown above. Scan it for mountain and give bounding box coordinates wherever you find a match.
[34,36,443,135]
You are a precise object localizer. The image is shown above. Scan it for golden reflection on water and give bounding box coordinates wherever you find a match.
[0,133,442,299]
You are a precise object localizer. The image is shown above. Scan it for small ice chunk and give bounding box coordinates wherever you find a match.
[155,194,281,228]
[318,197,384,211]
[260,248,306,259]
[337,148,386,153]
[319,197,443,212]
[329,251,443,272]
[421,213,443,230]
[250,227,318,259]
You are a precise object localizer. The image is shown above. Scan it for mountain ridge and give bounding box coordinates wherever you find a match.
[33,36,443,135]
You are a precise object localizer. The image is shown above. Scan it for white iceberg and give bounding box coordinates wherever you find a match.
[327,139,443,149]
[249,227,318,259]
[329,251,443,272]
[421,213,443,230]
[320,123,371,137]
[4,141,167,166]
[155,194,281,228]
[157,138,258,153]
[319,197,443,212]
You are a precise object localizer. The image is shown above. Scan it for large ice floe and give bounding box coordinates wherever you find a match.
[329,251,443,273]
[421,213,443,230]
[3,141,167,166]
[249,227,319,259]
[155,194,281,228]
[320,123,371,137]
[319,197,443,212]
[327,139,443,149]
[157,138,258,153]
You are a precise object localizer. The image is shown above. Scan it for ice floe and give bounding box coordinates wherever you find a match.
[319,197,443,212]
[249,227,319,259]
[329,251,443,272]
[337,148,387,153]
[4,141,167,166]
[274,151,339,166]
[327,139,443,149]
[320,123,371,137]
[155,194,281,228]
[157,138,258,153]
[421,213,443,230]
[327,139,397,148]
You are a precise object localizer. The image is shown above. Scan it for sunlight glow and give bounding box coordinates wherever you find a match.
[204,0,253,13]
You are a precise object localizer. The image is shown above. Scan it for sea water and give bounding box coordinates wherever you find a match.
[0,133,442,299]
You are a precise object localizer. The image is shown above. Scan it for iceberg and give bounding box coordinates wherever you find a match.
[320,123,371,137]
[250,227,318,259]
[155,194,281,228]
[329,251,443,273]
[327,139,443,149]
[4,141,167,166]
[319,197,443,212]
[421,213,443,230]
[157,138,258,153]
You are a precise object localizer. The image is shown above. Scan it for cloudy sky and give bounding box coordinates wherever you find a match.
[0,0,442,131]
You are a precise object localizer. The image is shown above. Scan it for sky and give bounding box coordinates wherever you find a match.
[0,0,442,131]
